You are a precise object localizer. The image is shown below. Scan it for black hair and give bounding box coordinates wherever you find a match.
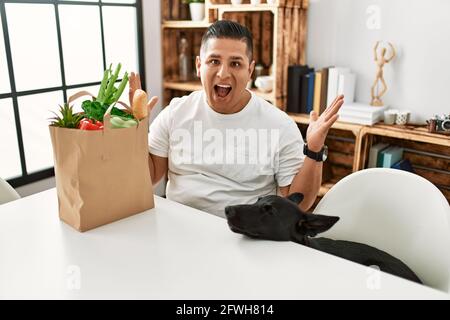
[200,20,253,61]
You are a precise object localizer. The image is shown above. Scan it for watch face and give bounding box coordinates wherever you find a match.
[322,145,328,161]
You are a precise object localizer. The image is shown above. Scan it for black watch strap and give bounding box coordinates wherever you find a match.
[303,144,327,162]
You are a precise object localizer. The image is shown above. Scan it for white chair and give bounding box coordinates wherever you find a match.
[0,177,20,205]
[314,168,450,292]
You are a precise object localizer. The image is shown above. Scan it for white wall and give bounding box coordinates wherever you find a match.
[307,0,450,124]
[142,0,166,196]
[142,0,163,121]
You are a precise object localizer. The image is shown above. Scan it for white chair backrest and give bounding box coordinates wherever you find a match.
[0,178,20,205]
[314,168,450,292]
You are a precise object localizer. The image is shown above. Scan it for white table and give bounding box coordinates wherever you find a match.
[0,188,448,300]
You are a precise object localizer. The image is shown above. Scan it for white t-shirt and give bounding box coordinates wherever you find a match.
[149,90,305,217]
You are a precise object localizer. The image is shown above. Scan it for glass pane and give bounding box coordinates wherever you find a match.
[5,4,62,92]
[67,84,101,113]
[18,91,64,174]
[0,14,11,94]
[0,98,22,179]
[103,6,139,75]
[59,5,103,85]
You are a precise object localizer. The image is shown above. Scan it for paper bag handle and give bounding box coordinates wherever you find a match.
[67,91,132,111]
[67,90,134,134]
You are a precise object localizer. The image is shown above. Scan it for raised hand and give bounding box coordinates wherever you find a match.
[129,72,159,113]
[306,95,344,152]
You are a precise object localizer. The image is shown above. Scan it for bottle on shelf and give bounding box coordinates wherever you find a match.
[179,37,192,82]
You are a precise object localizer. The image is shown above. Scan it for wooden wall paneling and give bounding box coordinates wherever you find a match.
[251,12,261,64]
[282,8,292,102]
[403,152,450,172]
[290,7,299,64]
[275,7,285,108]
[162,0,171,21]
[261,12,273,69]
[180,1,189,20]
[171,0,180,20]
[302,0,309,9]
[209,8,218,23]
[299,9,307,64]
[163,29,171,80]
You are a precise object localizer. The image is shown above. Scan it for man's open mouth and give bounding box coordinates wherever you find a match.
[214,84,232,98]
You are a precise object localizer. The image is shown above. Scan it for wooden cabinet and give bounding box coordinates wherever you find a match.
[161,0,309,108]
[290,113,450,205]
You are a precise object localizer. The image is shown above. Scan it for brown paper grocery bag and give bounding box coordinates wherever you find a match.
[49,97,154,232]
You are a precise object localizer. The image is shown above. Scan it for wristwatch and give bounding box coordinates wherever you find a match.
[303,143,328,162]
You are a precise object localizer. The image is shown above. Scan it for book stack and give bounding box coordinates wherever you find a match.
[338,103,388,125]
[368,143,410,170]
[286,65,357,117]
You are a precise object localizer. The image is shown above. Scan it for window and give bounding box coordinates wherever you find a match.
[0,0,144,187]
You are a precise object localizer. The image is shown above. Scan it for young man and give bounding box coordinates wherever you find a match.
[132,20,343,217]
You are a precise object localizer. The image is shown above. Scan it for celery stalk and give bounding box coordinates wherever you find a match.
[97,64,111,102]
[110,72,129,103]
[103,63,121,103]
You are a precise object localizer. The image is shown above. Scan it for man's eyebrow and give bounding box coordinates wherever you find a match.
[206,54,244,61]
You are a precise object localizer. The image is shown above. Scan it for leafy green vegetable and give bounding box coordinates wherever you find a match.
[80,63,131,121]
[81,100,134,122]
[49,104,84,128]
[97,63,129,105]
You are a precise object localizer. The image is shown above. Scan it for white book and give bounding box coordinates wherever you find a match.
[338,115,380,125]
[338,103,388,121]
[327,67,350,107]
[338,73,356,104]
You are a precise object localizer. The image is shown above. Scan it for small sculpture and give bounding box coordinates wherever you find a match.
[371,41,396,106]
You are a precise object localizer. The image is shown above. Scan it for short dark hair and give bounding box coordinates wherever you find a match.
[201,20,253,61]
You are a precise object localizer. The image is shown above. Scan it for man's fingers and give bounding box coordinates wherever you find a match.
[323,95,344,117]
[147,96,159,112]
[136,73,142,89]
[324,113,340,129]
[324,96,344,121]
[310,110,318,122]
[322,95,340,116]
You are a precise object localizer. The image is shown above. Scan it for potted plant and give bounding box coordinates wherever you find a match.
[183,0,205,21]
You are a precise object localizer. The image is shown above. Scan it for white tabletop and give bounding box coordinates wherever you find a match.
[0,188,448,300]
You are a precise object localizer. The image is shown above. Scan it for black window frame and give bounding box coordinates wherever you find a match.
[0,0,145,188]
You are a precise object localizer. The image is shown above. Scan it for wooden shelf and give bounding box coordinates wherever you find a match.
[164,80,203,92]
[364,123,450,147]
[162,20,211,29]
[161,0,307,109]
[209,4,278,14]
[288,113,364,136]
[163,80,276,103]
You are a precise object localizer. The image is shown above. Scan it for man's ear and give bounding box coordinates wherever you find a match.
[287,193,304,204]
[296,214,339,237]
[196,56,201,78]
[249,60,255,78]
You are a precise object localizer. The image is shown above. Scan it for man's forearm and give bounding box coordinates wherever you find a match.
[148,154,156,183]
[288,157,322,211]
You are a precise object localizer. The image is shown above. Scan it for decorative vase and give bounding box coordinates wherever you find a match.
[189,3,205,21]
